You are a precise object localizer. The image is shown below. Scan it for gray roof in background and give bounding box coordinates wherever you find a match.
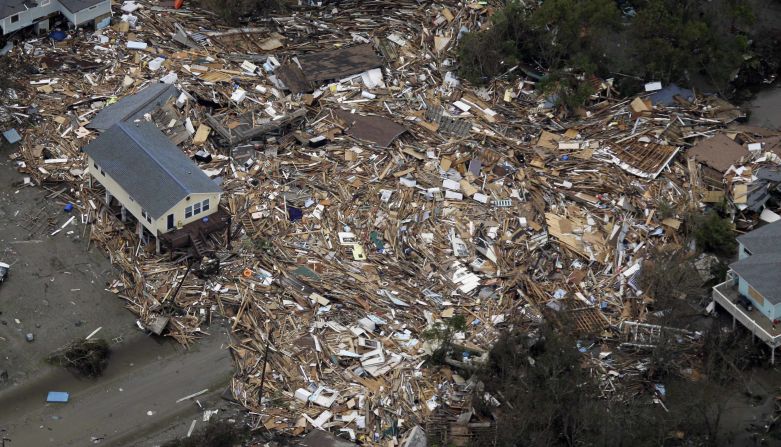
[84,122,221,220]
[87,83,178,131]
[0,0,29,19]
[0,0,105,18]
[58,0,106,13]
[731,254,781,305]
[737,220,781,255]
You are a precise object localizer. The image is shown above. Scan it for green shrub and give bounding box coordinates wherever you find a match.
[423,314,467,366]
[691,211,737,257]
[162,421,248,447]
[195,0,285,24]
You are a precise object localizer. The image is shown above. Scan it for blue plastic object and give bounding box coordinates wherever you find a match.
[47,391,69,403]
[49,31,67,42]
[288,206,303,222]
[3,128,21,144]
[64,203,73,213]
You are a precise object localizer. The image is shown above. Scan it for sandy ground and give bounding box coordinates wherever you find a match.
[0,145,236,446]
[0,327,235,447]
[0,157,138,387]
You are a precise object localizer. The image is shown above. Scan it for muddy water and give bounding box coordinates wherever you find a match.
[747,86,781,130]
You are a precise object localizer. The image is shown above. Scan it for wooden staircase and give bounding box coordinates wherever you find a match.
[240,214,255,235]
[190,231,209,258]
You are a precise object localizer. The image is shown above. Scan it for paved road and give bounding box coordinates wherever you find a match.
[0,327,234,447]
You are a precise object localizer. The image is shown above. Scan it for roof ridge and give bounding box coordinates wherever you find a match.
[116,122,193,197]
[118,84,171,123]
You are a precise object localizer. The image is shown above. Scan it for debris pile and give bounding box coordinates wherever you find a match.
[1,0,777,444]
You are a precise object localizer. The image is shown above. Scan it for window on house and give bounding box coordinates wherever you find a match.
[93,161,98,169]
[10,15,19,24]
[749,285,765,306]
[185,205,192,218]
[141,209,151,223]
[100,169,105,176]
[129,196,134,203]
[202,199,210,212]
[39,0,51,6]
[193,201,201,215]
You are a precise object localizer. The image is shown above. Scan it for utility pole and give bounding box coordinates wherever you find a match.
[169,259,194,303]
[257,330,274,407]
[226,215,233,251]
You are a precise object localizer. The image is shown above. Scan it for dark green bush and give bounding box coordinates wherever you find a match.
[691,211,737,257]
[162,421,248,447]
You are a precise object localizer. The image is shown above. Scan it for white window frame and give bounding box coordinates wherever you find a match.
[193,202,201,215]
[185,205,192,218]
[10,14,19,23]
[202,199,209,212]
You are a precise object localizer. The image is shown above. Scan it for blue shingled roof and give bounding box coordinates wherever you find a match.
[83,121,221,220]
[87,83,178,131]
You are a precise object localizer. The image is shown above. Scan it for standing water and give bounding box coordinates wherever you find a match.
[747,86,781,130]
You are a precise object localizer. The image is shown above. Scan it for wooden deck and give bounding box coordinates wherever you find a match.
[713,275,781,363]
[158,206,231,255]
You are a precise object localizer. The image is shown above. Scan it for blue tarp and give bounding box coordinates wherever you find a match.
[3,128,21,144]
[47,391,70,403]
[49,31,67,42]
[650,83,694,106]
[288,206,303,222]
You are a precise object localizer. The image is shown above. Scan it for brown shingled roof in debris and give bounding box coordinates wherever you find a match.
[686,133,748,172]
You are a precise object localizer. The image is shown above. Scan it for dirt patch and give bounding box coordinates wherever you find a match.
[0,150,139,388]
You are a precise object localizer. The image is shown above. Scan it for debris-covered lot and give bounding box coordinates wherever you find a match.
[5,0,781,445]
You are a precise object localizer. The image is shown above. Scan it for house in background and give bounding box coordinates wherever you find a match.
[730,221,781,321]
[712,220,781,363]
[83,121,222,251]
[0,0,111,36]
